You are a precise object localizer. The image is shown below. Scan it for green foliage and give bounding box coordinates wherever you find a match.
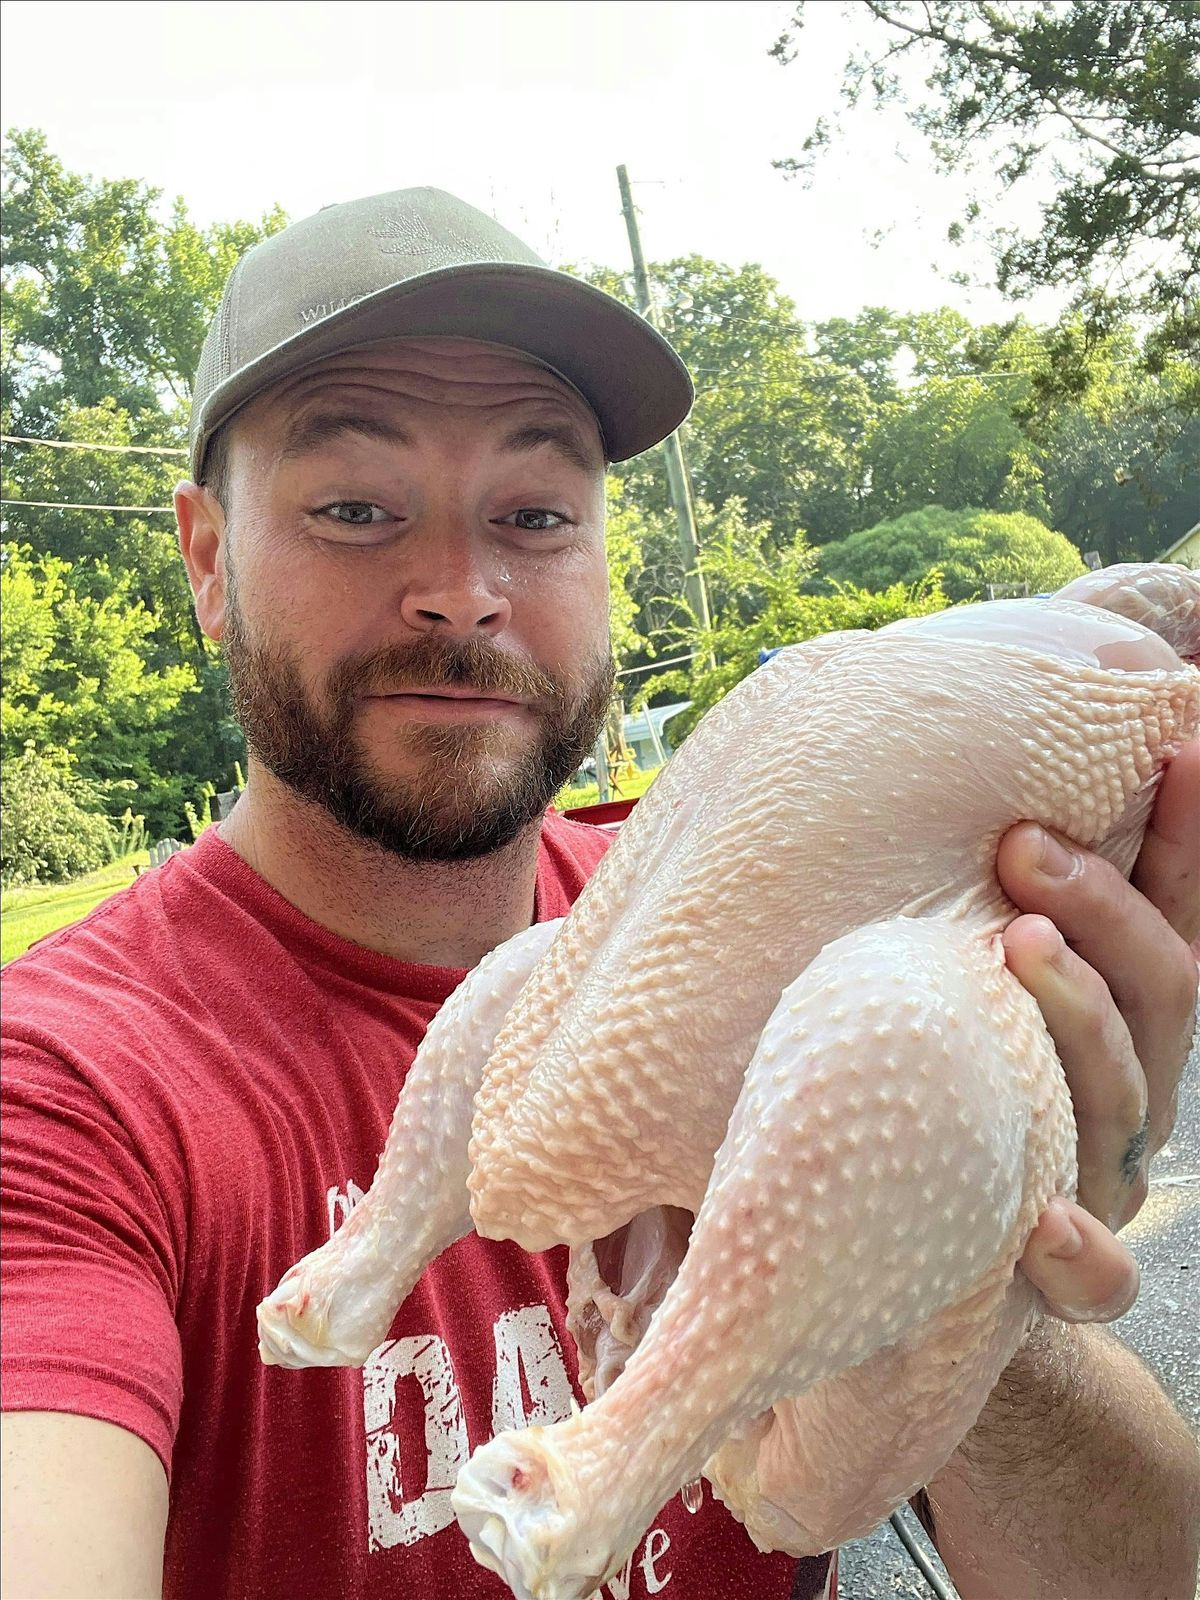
[1044,378,1200,565]
[581,260,1196,591]
[817,507,1086,601]
[603,477,656,669]
[1,744,117,888]
[113,807,148,859]
[864,375,1045,522]
[2,133,282,852]
[553,763,662,814]
[644,502,949,737]
[1,543,197,833]
[184,782,216,842]
[582,258,872,546]
[2,127,286,425]
[772,2,1200,350]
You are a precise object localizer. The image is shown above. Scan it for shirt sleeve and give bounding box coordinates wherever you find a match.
[0,1034,184,1477]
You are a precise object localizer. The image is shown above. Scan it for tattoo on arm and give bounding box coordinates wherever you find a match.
[1120,1110,1149,1186]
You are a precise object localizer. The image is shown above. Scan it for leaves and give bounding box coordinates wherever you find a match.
[816,506,1087,600]
[642,502,948,738]
[772,2,1200,349]
[0,744,117,887]
[2,133,285,843]
[2,127,287,423]
[1,544,197,806]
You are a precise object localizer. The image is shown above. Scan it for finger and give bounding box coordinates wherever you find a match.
[1131,740,1200,952]
[1004,914,1149,1230]
[997,820,1197,1154]
[1019,1197,1140,1324]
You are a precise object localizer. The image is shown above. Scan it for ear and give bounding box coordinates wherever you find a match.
[175,482,228,641]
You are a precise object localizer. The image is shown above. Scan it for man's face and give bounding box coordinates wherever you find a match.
[211,338,614,862]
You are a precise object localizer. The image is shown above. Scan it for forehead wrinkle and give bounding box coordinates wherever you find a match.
[262,375,603,468]
[266,347,601,433]
[276,352,582,406]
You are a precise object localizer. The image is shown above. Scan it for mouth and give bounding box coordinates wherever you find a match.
[364,688,531,721]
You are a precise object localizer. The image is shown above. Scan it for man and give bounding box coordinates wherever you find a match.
[2,188,1198,1600]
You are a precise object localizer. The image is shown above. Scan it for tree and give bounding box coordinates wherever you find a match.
[1042,384,1200,564]
[604,476,661,670]
[1,744,117,888]
[0,396,244,832]
[817,506,1086,601]
[1,544,196,834]
[772,3,1200,352]
[812,307,907,405]
[582,258,876,546]
[2,127,286,429]
[2,132,286,839]
[815,304,1199,556]
[864,374,1046,522]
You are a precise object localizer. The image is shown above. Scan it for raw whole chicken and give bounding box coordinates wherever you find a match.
[258,562,1200,1600]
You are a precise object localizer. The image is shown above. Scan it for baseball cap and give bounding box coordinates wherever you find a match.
[189,187,694,479]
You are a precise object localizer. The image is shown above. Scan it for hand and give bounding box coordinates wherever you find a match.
[997,741,1200,1323]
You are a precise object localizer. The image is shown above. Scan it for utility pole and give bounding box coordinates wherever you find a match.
[616,165,712,637]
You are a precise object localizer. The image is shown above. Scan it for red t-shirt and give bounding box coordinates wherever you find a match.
[1,816,833,1600]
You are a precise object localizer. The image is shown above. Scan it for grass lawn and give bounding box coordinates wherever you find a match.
[555,763,662,813]
[0,766,667,967]
[2,852,152,966]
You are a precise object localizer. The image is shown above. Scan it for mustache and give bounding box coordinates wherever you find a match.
[328,636,564,707]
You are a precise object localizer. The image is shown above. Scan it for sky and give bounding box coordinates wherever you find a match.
[1,0,1066,327]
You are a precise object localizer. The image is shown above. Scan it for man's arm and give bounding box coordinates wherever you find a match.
[1,1412,167,1599]
[921,1320,1200,1600]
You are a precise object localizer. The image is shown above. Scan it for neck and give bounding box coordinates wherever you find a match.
[218,766,544,969]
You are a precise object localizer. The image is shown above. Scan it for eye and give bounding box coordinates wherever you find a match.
[500,508,569,532]
[318,501,392,526]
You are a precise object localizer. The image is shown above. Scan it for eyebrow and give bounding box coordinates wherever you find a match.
[499,423,602,475]
[276,411,602,474]
[278,412,413,461]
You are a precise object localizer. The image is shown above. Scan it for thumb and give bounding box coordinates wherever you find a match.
[1019,1197,1140,1323]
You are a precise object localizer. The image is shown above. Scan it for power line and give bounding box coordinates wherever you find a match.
[1,434,188,457]
[616,651,699,679]
[1,498,175,514]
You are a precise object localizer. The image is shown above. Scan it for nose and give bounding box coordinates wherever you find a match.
[397,526,513,638]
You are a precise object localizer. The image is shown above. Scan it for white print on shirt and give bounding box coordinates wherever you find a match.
[329,1182,676,1595]
[491,1303,577,1433]
[363,1333,468,1548]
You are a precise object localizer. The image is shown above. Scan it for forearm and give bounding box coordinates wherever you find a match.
[921,1320,1200,1600]
[1,1410,167,1598]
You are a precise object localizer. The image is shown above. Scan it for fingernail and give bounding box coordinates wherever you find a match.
[1037,831,1080,879]
[1054,1271,1140,1324]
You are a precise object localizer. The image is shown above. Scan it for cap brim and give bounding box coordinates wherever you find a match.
[190,262,693,476]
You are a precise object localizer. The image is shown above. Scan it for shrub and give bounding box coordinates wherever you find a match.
[817,507,1086,602]
[1,745,117,888]
[642,506,950,740]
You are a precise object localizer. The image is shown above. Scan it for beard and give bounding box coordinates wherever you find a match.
[223,587,614,863]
